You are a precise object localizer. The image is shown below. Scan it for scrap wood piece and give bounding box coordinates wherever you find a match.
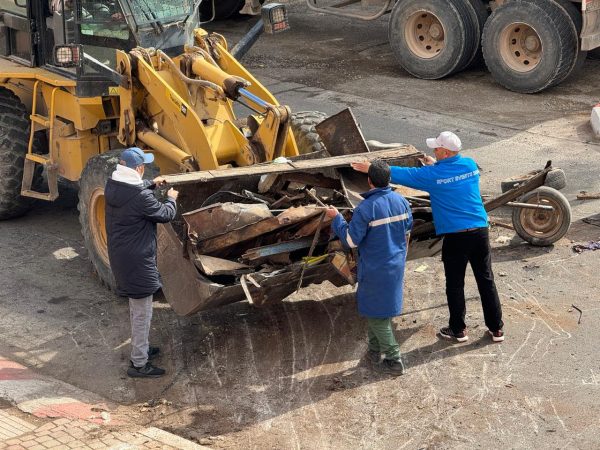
[195,206,322,255]
[163,148,422,186]
[242,237,314,261]
[277,205,322,225]
[330,252,355,285]
[294,214,333,238]
[193,254,253,276]
[577,191,600,200]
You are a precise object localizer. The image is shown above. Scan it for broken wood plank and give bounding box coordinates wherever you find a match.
[192,255,253,276]
[195,206,321,255]
[242,238,314,261]
[577,192,600,200]
[163,148,421,186]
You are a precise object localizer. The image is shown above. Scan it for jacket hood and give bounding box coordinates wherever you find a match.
[111,164,144,185]
[105,178,143,208]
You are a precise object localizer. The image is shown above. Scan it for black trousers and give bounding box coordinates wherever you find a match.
[442,228,503,333]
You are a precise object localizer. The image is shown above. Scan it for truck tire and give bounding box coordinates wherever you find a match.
[482,0,577,93]
[551,0,587,80]
[290,111,328,155]
[200,0,245,21]
[464,0,489,69]
[512,186,571,246]
[0,88,46,220]
[500,168,567,193]
[388,0,478,79]
[78,150,158,290]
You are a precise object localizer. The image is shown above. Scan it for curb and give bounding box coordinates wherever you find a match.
[0,357,109,423]
[0,356,208,448]
[591,104,600,139]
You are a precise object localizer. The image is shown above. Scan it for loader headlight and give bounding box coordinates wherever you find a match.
[261,3,289,34]
[54,44,82,68]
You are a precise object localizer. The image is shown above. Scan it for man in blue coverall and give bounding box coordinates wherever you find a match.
[352,132,504,343]
[325,160,413,375]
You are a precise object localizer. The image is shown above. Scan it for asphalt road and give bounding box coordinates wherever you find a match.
[1,2,600,448]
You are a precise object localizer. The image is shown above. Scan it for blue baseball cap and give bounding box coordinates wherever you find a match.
[120,147,154,169]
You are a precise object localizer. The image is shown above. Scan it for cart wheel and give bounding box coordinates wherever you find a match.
[512,186,571,246]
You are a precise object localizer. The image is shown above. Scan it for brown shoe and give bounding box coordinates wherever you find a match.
[488,329,505,342]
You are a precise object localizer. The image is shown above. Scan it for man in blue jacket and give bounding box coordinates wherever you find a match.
[105,147,178,378]
[326,160,412,375]
[352,132,504,344]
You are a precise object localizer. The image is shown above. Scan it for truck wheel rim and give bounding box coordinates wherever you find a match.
[519,195,562,238]
[89,188,110,267]
[404,11,445,59]
[499,23,542,72]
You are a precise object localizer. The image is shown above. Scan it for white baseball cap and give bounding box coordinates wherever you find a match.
[426,131,462,152]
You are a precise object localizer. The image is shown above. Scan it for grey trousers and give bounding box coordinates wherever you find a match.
[129,295,153,368]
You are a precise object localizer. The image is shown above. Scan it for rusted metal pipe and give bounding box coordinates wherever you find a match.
[506,202,554,211]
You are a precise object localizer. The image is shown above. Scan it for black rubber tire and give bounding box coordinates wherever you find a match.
[482,0,577,93]
[388,0,477,79]
[512,186,571,246]
[290,111,328,155]
[464,0,490,69]
[500,168,567,193]
[78,150,158,290]
[0,87,46,220]
[200,0,246,21]
[550,0,587,80]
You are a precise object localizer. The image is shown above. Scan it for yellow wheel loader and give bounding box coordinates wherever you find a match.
[0,0,435,312]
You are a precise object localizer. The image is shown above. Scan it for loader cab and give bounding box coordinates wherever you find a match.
[0,0,198,96]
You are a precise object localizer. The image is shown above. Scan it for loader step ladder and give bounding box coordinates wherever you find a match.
[21,81,59,201]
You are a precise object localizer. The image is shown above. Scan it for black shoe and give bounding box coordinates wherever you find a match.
[439,327,468,343]
[129,346,161,368]
[366,350,381,364]
[378,358,405,376]
[127,362,166,378]
[148,346,160,360]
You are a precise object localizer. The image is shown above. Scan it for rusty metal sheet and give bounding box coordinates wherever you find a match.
[315,108,370,156]
[183,202,272,240]
[158,221,343,315]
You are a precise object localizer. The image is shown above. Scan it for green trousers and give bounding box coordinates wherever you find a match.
[367,317,401,361]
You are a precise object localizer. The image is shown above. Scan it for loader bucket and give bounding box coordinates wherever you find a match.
[157,147,437,316]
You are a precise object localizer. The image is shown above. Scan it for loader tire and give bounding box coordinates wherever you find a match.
[482,0,577,93]
[512,186,571,246]
[291,111,328,155]
[200,0,245,21]
[78,150,158,290]
[388,0,478,79]
[0,109,45,220]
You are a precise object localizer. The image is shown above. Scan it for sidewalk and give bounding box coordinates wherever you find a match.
[0,357,206,449]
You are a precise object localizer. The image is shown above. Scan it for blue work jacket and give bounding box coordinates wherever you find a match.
[331,187,413,318]
[390,154,488,234]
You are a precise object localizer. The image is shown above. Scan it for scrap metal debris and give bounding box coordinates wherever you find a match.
[157,148,445,315]
[576,191,600,200]
[570,304,583,324]
[572,240,600,253]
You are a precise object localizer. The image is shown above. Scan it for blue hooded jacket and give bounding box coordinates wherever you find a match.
[331,187,412,318]
[390,154,487,235]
